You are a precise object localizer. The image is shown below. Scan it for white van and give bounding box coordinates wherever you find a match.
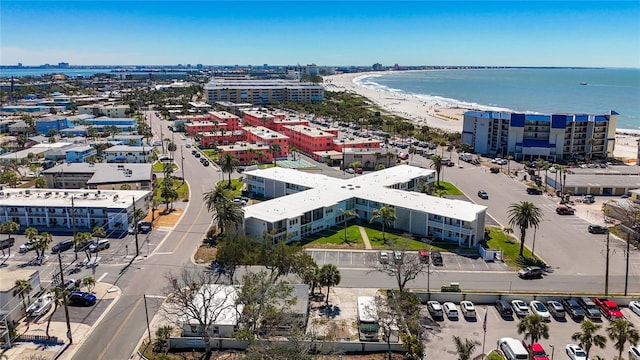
[497,337,529,360]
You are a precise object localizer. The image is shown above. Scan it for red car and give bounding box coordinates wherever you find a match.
[556,206,575,215]
[523,341,550,360]
[593,298,624,321]
[419,249,429,263]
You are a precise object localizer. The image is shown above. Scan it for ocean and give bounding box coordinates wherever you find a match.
[354,68,640,131]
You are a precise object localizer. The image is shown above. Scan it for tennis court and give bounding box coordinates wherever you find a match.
[276,158,317,169]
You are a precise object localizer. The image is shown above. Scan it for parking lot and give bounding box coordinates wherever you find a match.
[421,302,640,359]
[306,250,510,271]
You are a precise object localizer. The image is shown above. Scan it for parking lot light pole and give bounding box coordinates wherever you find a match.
[605,231,610,296]
[550,344,554,360]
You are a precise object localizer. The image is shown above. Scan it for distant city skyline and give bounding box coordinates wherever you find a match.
[2,1,639,68]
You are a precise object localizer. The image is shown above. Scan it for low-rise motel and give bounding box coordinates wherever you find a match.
[242,165,487,245]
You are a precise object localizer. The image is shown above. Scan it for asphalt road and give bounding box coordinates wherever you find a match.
[71,110,221,360]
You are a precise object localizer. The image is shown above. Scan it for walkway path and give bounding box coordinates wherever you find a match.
[358,226,373,249]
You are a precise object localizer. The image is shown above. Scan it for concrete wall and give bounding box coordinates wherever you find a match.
[168,337,404,353]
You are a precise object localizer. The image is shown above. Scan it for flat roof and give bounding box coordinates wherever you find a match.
[0,188,150,209]
[209,110,239,120]
[43,163,152,184]
[218,142,270,152]
[104,145,153,152]
[0,269,38,292]
[243,126,288,139]
[283,125,335,138]
[243,165,485,223]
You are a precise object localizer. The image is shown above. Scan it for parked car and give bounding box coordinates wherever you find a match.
[561,298,585,321]
[89,239,110,253]
[430,251,443,266]
[477,190,489,199]
[566,344,588,360]
[526,187,543,195]
[51,239,74,254]
[495,300,514,317]
[582,194,595,204]
[630,345,640,360]
[593,297,624,320]
[191,149,197,155]
[556,206,575,215]
[577,297,602,320]
[74,240,92,252]
[379,251,389,264]
[0,237,15,250]
[442,302,458,319]
[418,249,429,263]
[19,241,36,253]
[68,291,97,306]
[393,250,403,264]
[630,300,640,317]
[518,266,543,279]
[511,300,529,317]
[546,300,565,318]
[529,301,551,321]
[522,341,550,360]
[460,301,476,318]
[427,301,443,319]
[588,224,609,234]
[194,152,201,158]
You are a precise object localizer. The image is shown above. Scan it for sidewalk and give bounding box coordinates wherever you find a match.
[358,226,373,249]
[2,282,121,360]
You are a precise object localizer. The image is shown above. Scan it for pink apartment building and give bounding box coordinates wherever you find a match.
[242,126,289,158]
[283,125,336,155]
[217,142,273,165]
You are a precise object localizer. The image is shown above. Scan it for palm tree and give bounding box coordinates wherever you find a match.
[219,152,238,187]
[270,143,282,166]
[452,336,480,360]
[339,209,358,243]
[203,183,231,213]
[82,276,96,293]
[46,287,65,338]
[76,232,92,261]
[517,314,550,344]
[571,319,607,359]
[0,221,19,256]
[13,279,33,309]
[318,263,341,307]
[213,199,245,235]
[34,232,52,264]
[507,201,544,257]
[587,137,597,162]
[430,154,443,185]
[153,325,174,353]
[369,205,397,242]
[607,319,640,360]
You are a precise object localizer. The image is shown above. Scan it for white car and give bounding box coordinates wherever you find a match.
[629,300,640,317]
[460,301,476,318]
[19,241,35,253]
[566,344,587,360]
[529,300,551,321]
[630,345,640,360]
[511,299,529,317]
[442,302,458,319]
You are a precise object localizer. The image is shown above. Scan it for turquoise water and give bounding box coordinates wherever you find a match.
[355,68,640,130]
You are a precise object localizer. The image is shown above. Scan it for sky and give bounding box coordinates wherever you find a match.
[1,1,639,68]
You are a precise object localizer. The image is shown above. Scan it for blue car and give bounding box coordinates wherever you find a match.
[68,291,97,306]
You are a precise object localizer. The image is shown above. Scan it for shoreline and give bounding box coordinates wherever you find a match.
[323,71,639,162]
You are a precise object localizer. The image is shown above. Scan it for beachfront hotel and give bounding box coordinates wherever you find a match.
[462,110,618,161]
[204,79,324,105]
[242,165,487,246]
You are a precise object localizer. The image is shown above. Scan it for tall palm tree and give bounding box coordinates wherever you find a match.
[572,319,607,359]
[0,221,19,256]
[369,206,397,242]
[219,152,238,187]
[318,264,341,307]
[46,287,65,338]
[607,319,640,360]
[430,155,443,185]
[507,201,544,257]
[339,209,358,243]
[270,143,282,166]
[13,279,33,309]
[203,183,231,213]
[587,137,597,162]
[34,232,52,264]
[213,199,245,235]
[517,314,550,344]
[452,336,480,360]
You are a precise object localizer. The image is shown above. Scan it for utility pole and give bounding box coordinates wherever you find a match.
[144,294,151,343]
[180,145,185,184]
[57,252,73,344]
[133,196,140,257]
[605,231,610,296]
[625,224,638,296]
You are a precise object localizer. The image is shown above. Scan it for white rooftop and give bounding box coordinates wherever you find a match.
[0,188,150,209]
[243,165,486,223]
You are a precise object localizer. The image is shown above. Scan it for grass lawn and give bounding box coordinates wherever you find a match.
[215,178,244,197]
[303,224,364,249]
[484,227,543,269]
[153,179,189,203]
[202,149,218,161]
[432,181,463,195]
[485,351,505,360]
[152,161,178,172]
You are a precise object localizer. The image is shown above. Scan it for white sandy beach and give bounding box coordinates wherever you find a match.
[323,72,639,162]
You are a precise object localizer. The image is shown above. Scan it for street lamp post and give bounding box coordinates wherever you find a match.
[605,231,610,296]
[550,344,554,360]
